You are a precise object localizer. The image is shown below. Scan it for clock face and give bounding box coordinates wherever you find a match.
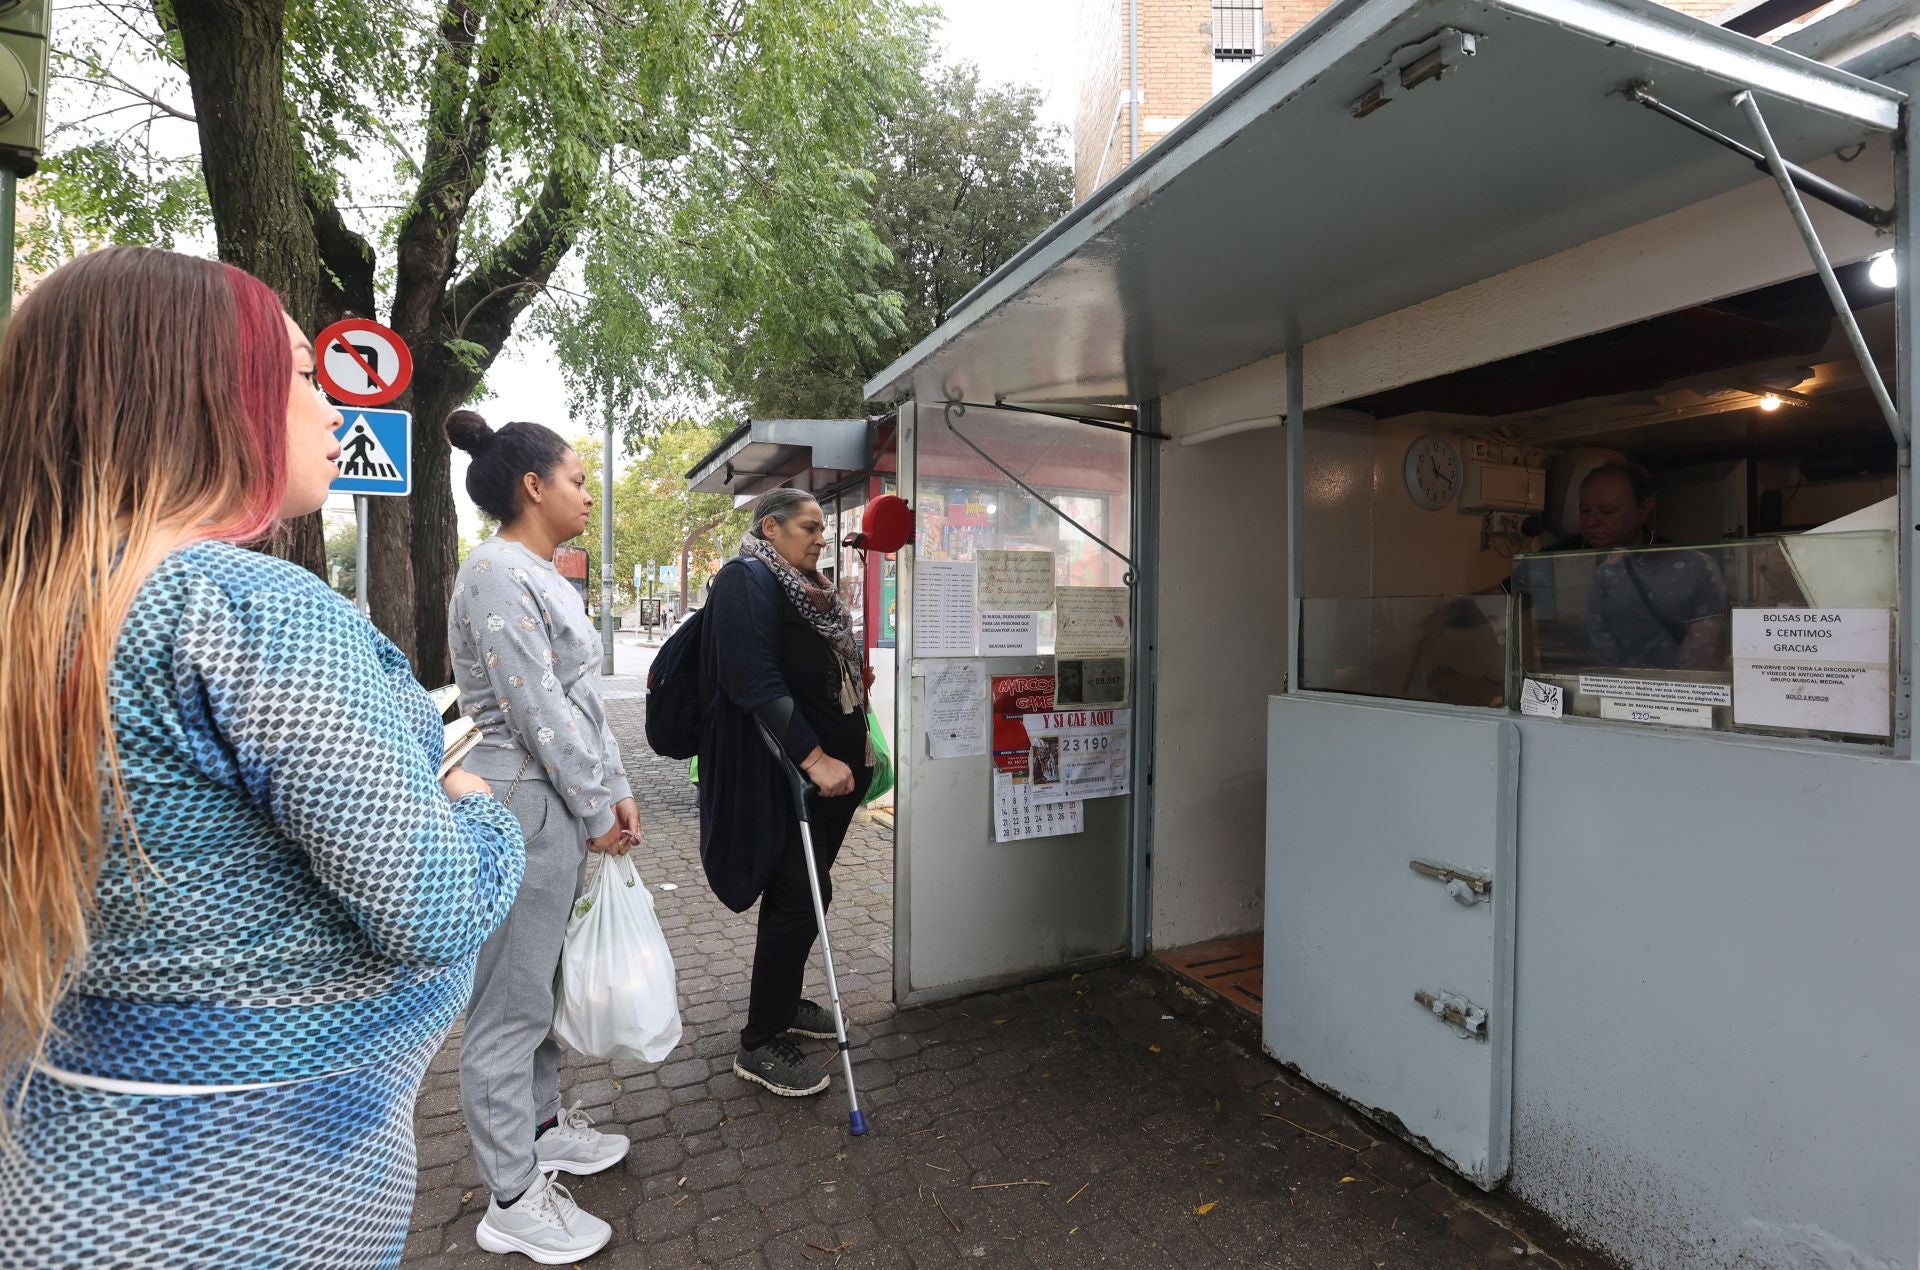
[1404,435,1461,510]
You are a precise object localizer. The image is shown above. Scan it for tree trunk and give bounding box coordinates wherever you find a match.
[403,363,462,688]
[173,0,329,581]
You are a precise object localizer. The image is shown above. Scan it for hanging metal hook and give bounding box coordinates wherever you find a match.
[943,401,1135,586]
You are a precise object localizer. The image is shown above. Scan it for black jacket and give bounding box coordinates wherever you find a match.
[695,558,871,911]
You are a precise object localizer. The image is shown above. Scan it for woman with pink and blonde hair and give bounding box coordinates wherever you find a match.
[0,247,525,1268]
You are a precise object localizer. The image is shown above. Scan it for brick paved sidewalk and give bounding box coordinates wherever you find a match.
[401,698,1615,1269]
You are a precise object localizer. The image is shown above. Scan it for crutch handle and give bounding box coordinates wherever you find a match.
[753,714,813,823]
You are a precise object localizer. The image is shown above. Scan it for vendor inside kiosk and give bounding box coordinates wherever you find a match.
[1281,257,1898,744]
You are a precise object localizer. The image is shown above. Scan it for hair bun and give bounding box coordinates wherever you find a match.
[445,409,495,455]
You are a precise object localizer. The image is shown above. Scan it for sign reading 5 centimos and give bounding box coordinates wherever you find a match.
[1732,607,1891,736]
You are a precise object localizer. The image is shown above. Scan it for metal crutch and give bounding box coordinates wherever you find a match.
[754,715,868,1136]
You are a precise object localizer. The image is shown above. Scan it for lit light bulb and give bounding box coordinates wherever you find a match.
[1868,250,1896,289]
[986,503,997,514]
[1759,393,1783,412]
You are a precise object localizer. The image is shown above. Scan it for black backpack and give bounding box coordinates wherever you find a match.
[644,559,776,759]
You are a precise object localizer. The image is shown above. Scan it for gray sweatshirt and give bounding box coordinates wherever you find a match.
[448,537,632,837]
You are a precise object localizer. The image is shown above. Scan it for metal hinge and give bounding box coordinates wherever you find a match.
[1414,989,1488,1041]
[1351,28,1479,118]
[1408,858,1492,906]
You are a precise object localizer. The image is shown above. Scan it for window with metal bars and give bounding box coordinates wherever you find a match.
[1212,1,1261,60]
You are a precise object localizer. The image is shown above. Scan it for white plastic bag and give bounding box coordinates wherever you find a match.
[553,853,682,1063]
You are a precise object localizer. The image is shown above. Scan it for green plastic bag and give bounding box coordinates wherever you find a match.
[688,716,891,803]
[863,710,893,804]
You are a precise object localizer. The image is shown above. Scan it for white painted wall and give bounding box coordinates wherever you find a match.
[1148,412,1289,948]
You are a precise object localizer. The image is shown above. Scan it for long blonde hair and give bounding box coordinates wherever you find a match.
[0,247,292,1088]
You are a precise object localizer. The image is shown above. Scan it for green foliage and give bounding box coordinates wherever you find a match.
[323,518,358,598]
[738,57,1075,418]
[572,420,752,612]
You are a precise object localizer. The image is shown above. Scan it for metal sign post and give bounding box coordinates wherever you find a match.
[600,395,616,675]
[354,495,369,614]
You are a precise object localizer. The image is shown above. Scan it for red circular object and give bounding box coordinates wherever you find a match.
[314,318,414,407]
[860,494,915,554]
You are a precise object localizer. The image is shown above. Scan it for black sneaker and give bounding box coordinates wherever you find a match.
[734,1036,831,1097]
[787,998,838,1040]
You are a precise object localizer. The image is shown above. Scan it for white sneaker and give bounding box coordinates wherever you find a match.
[475,1169,612,1264]
[534,1102,630,1176]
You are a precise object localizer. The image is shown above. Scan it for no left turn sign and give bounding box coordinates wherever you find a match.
[316,318,414,408]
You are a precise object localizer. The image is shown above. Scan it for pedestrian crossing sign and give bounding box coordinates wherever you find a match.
[330,409,411,496]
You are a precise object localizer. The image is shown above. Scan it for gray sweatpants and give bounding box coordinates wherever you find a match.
[459,776,589,1200]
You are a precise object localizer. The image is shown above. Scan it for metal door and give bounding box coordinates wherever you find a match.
[1265,694,1518,1186]
[892,400,1137,1004]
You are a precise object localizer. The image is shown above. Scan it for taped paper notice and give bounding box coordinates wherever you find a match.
[1519,679,1563,719]
[1056,586,1130,654]
[979,611,1039,656]
[993,771,1084,843]
[1055,655,1128,708]
[1577,674,1730,708]
[1022,709,1131,804]
[977,550,1056,612]
[1732,607,1891,737]
[1599,699,1714,729]
[912,560,977,657]
[924,659,987,759]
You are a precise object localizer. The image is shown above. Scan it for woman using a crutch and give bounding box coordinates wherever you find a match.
[697,488,873,1099]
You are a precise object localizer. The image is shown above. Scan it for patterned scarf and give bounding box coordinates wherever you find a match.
[739,535,873,764]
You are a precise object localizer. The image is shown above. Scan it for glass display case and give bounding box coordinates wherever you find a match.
[1506,530,1895,743]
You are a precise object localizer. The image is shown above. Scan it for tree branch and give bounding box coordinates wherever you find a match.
[53,52,197,122]
[389,0,503,337]
[441,163,590,374]
[304,185,377,324]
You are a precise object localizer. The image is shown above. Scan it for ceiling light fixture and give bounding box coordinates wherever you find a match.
[1759,393,1783,412]
[1867,250,1896,289]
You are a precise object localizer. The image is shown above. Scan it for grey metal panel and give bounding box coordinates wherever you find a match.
[1506,717,1920,1266]
[901,660,1132,1002]
[863,0,1901,408]
[1266,694,1518,1186]
[892,403,918,1006]
[890,402,1134,1004]
[685,418,869,494]
[1129,402,1161,957]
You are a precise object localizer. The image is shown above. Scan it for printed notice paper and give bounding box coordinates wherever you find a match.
[979,611,1039,656]
[924,659,988,759]
[1576,674,1731,708]
[912,560,977,657]
[1732,607,1891,736]
[1518,679,1563,719]
[1056,586,1130,654]
[992,771,1084,843]
[1055,655,1127,709]
[1022,709,1131,804]
[977,550,1056,612]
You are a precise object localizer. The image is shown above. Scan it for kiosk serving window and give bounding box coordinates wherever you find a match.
[1295,263,1900,748]
[1509,530,1895,743]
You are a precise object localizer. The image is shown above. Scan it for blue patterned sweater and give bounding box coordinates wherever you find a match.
[43,542,526,1087]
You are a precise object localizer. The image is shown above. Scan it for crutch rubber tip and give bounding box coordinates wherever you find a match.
[848,1110,869,1136]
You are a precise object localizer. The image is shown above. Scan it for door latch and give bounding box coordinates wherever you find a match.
[1414,989,1488,1040]
[1408,858,1491,906]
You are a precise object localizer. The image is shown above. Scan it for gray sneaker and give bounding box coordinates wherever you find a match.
[786,998,838,1040]
[474,1169,612,1264]
[734,1036,831,1097]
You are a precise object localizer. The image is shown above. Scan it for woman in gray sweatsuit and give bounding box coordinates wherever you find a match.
[445,409,642,1265]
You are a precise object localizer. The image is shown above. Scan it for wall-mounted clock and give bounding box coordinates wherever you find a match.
[1404,435,1462,511]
